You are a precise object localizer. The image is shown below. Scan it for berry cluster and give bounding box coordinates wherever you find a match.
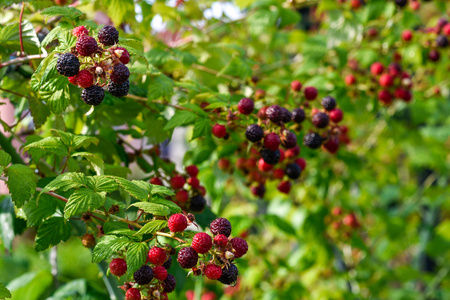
[150,164,207,213]
[341,0,422,10]
[327,207,361,239]
[56,25,131,107]
[176,217,248,285]
[422,18,450,62]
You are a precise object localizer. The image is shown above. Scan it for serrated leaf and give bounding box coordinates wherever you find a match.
[148,74,174,100]
[107,176,150,201]
[64,188,106,218]
[28,97,50,129]
[0,150,11,166]
[38,172,87,199]
[126,242,149,275]
[41,26,68,48]
[151,197,181,214]
[35,217,71,251]
[23,194,57,227]
[46,87,70,114]
[6,165,37,208]
[130,202,170,216]
[191,118,211,140]
[92,235,131,263]
[266,214,296,236]
[105,0,135,25]
[103,222,136,237]
[144,48,171,65]
[86,176,119,193]
[0,20,40,58]
[135,220,167,236]
[41,6,84,20]
[131,180,152,194]
[163,110,198,130]
[0,282,11,299]
[72,152,105,176]
[143,113,169,144]
[23,137,68,156]
[150,185,175,197]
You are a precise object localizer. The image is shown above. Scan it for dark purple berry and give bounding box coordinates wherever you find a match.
[312,112,329,129]
[210,218,232,237]
[133,265,153,285]
[218,264,238,285]
[110,63,130,84]
[76,36,98,56]
[260,148,281,165]
[291,108,305,123]
[81,85,105,106]
[321,96,336,111]
[245,124,264,143]
[189,195,206,212]
[303,132,323,149]
[285,163,301,179]
[177,247,198,269]
[436,35,449,48]
[108,80,130,98]
[56,53,80,77]
[163,274,176,293]
[266,105,283,124]
[98,25,119,46]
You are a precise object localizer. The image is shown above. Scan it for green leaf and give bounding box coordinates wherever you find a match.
[6,164,37,208]
[135,220,167,236]
[150,185,175,197]
[64,188,106,218]
[247,9,278,35]
[41,6,84,20]
[104,0,135,25]
[5,271,52,300]
[0,20,40,58]
[86,176,119,193]
[38,172,87,199]
[46,87,70,114]
[126,242,149,275]
[0,282,11,299]
[163,110,198,131]
[23,194,57,227]
[130,202,170,216]
[35,217,71,251]
[265,215,296,236]
[40,26,69,48]
[108,176,150,201]
[148,74,174,100]
[0,150,11,167]
[72,152,105,176]
[23,137,69,157]
[191,118,211,140]
[279,8,301,28]
[151,197,181,214]
[131,180,153,194]
[143,113,170,144]
[92,235,131,263]
[103,222,136,237]
[28,97,50,129]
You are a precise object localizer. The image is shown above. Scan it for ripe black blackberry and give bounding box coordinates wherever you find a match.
[81,85,105,106]
[218,264,238,285]
[210,218,232,237]
[260,148,281,165]
[177,247,198,269]
[291,108,305,123]
[110,63,130,84]
[98,25,119,46]
[189,195,206,212]
[162,256,172,270]
[281,130,297,149]
[303,132,323,149]
[76,36,98,56]
[133,265,153,285]
[163,274,176,293]
[285,163,301,180]
[312,112,330,129]
[266,105,283,124]
[394,0,407,7]
[107,80,130,98]
[436,35,449,48]
[245,124,264,142]
[280,107,292,123]
[321,96,336,111]
[56,53,80,77]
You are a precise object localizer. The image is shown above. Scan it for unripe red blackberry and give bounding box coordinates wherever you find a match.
[245,124,264,143]
[257,106,269,120]
[436,35,449,48]
[76,36,98,56]
[107,80,130,98]
[170,175,185,189]
[332,207,342,216]
[257,158,273,172]
[110,63,130,84]
[81,85,105,106]
[175,189,189,203]
[72,26,88,38]
[278,180,291,194]
[379,74,394,87]
[443,23,450,36]
[153,266,168,281]
[76,70,94,88]
[204,264,223,280]
[291,108,305,123]
[303,132,323,149]
[285,163,301,180]
[214,234,229,247]
[251,183,266,198]
[260,148,281,165]
[162,255,172,270]
[218,158,230,170]
[370,62,384,76]
[134,264,153,285]
[218,264,238,285]
[190,195,206,212]
[68,75,77,85]
[210,218,232,237]
[321,96,336,111]
[312,112,329,128]
[150,177,163,185]
[109,258,127,277]
[237,98,254,115]
[185,165,199,177]
[343,213,360,228]
[163,274,176,293]
[113,47,130,64]
[350,0,362,9]
[230,237,248,258]
[281,130,297,149]
[402,30,412,41]
[295,157,306,170]
[254,89,266,99]
[98,25,119,46]
[304,86,318,101]
[126,288,141,300]
[378,90,393,105]
[168,214,188,232]
[323,138,339,154]
[387,63,402,78]
[291,80,302,91]
[57,53,80,77]
[273,168,285,180]
[394,88,412,102]
[410,0,420,10]
[345,74,356,86]
[81,233,96,248]
[329,108,343,123]
[428,49,440,62]
[148,247,167,266]
[177,247,198,269]
[266,105,283,124]
[264,132,280,151]
[212,124,227,138]
[285,145,300,158]
[187,176,200,188]
[191,232,212,254]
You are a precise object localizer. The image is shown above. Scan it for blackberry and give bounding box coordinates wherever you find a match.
[312,112,329,128]
[177,247,198,269]
[56,53,80,77]
[321,96,336,111]
[237,98,254,115]
[285,163,301,180]
[281,130,297,149]
[108,80,130,97]
[189,195,206,212]
[291,108,305,123]
[153,266,168,281]
[280,107,292,123]
[251,184,266,198]
[428,49,440,62]
[436,35,449,48]
[163,274,176,293]
[245,124,264,143]
[218,264,238,285]
[81,85,105,106]
[303,132,323,149]
[163,256,172,270]
[204,264,222,280]
[210,218,232,237]
[113,47,130,64]
[76,35,98,56]
[260,148,281,165]
[230,237,248,258]
[266,105,283,124]
[148,247,167,266]
[191,232,212,254]
[134,265,153,285]
[110,63,130,84]
[98,25,119,46]
[109,258,127,277]
[264,132,280,151]
[304,86,318,101]
[395,0,407,7]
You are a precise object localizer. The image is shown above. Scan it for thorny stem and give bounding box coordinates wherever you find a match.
[19,2,25,57]
[0,54,47,68]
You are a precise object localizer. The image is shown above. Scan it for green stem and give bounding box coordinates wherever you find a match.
[0,131,24,164]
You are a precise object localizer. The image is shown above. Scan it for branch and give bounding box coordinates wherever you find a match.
[0,87,31,99]
[0,54,47,69]
[19,2,25,57]
[36,187,68,203]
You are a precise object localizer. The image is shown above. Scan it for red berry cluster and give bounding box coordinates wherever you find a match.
[421,18,450,62]
[177,217,248,285]
[328,207,361,239]
[56,25,131,106]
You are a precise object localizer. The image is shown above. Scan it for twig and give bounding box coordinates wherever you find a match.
[10,109,31,128]
[36,187,68,203]
[19,2,25,57]
[0,87,30,99]
[192,63,243,82]
[155,231,185,243]
[0,54,47,69]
